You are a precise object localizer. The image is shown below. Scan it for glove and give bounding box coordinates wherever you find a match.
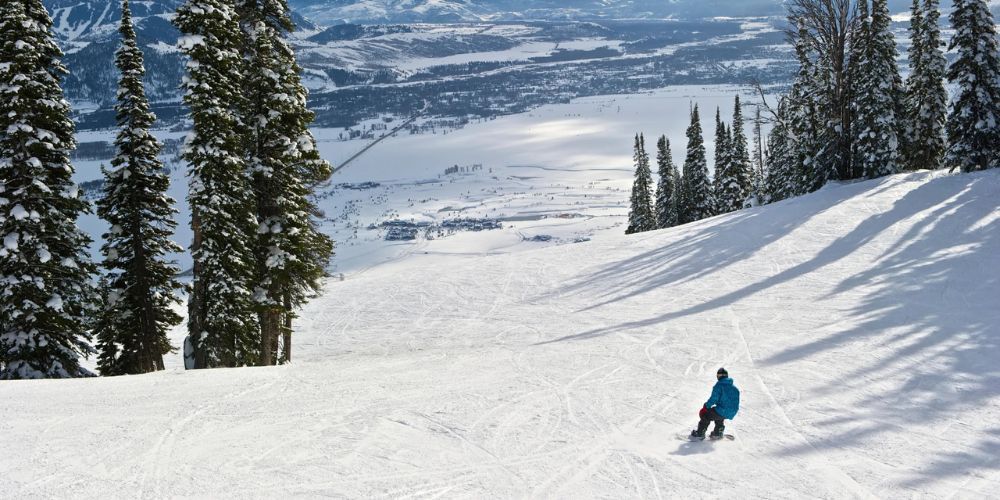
[699,406,708,418]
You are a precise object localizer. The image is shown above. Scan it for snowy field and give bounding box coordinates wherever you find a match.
[303,85,754,275]
[3,168,998,498]
[72,85,755,277]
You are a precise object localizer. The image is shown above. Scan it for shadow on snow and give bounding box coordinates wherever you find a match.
[533,171,1000,487]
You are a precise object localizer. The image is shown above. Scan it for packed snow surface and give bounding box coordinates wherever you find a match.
[3,169,999,497]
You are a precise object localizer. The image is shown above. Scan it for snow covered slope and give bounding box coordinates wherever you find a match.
[3,169,999,497]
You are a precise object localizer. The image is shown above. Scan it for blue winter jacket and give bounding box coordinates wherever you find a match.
[705,377,740,420]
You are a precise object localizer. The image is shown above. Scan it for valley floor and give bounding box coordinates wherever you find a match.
[2,169,999,498]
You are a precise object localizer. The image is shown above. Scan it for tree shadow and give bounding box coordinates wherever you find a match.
[533,169,1000,489]
[536,172,946,345]
[898,428,1000,490]
[757,174,1000,487]
[541,178,893,316]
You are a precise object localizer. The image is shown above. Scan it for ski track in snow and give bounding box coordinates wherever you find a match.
[2,167,1000,496]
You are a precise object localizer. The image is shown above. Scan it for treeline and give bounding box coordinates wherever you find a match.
[628,0,1000,233]
[626,96,755,233]
[0,0,332,379]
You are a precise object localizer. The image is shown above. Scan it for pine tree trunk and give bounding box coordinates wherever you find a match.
[281,295,292,364]
[133,205,161,374]
[281,324,291,364]
[260,309,281,365]
[189,211,208,369]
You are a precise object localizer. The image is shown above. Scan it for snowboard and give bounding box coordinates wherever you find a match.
[678,433,736,442]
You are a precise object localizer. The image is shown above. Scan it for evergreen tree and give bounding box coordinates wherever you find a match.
[712,108,732,214]
[853,0,903,179]
[945,0,1000,172]
[653,135,679,229]
[175,0,260,368]
[900,0,925,170]
[844,0,871,179]
[848,0,873,174]
[788,22,824,194]
[237,0,334,364]
[626,134,655,234]
[730,96,752,204]
[765,98,797,204]
[904,0,947,170]
[670,162,684,223]
[683,105,714,222]
[675,165,691,225]
[813,47,846,186]
[94,0,184,376]
[716,96,753,213]
[0,0,97,379]
[908,0,925,74]
[889,5,908,163]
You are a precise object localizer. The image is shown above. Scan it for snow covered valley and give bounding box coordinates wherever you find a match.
[73,86,752,276]
[3,166,998,497]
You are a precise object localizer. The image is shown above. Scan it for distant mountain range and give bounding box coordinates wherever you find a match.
[287,0,987,24]
[47,0,314,109]
[47,0,991,44]
[48,0,178,45]
[51,0,182,109]
[48,0,316,46]
[43,0,995,128]
[288,0,787,24]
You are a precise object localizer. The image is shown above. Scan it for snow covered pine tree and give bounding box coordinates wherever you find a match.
[238,0,334,364]
[626,134,655,234]
[175,0,260,368]
[675,157,692,225]
[715,97,753,214]
[788,21,825,193]
[0,0,97,379]
[94,0,184,376]
[945,0,1000,172]
[764,98,797,203]
[669,149,683,226]
[712,108,733,214]
[853,0,903,179]
[683,105,714,222]
[902,0,948,171]
[654,135,679,229]
[728,96,753,208]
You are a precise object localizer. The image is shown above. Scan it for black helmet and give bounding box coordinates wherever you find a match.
[717,367,728,378]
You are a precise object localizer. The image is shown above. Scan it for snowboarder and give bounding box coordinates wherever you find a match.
[691,367,740,439]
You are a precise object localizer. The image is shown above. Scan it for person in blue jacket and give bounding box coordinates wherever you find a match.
[691,367,740,439]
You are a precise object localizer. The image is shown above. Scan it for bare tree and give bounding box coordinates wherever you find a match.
[752,105,767,192]
[749,79,780,122]
[785,0,861,180]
